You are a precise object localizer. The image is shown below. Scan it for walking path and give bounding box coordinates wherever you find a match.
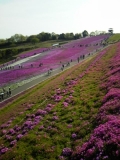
[0,45,110,107]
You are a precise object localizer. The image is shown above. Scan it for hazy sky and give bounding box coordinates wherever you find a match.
[0,0,120,39]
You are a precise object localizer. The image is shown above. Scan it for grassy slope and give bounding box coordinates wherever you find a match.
[107,33,120,43]
[0,43,118,159]
[0,40,70,51]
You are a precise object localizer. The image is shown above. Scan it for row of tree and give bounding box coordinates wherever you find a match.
[0,30,106,45]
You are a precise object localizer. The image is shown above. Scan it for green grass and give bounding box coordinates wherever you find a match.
[0,40,70,51]
[107,33,120,43]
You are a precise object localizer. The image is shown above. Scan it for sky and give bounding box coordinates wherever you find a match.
[0,0,120,39]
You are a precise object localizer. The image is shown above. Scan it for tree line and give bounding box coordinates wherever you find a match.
[0,30,106,47]
[0,31,88,44]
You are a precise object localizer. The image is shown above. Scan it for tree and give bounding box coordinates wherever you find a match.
[82,30,89,37]
[51,32,57,40]
[0,50,6,59]
[64,33,74,40]
[100,31,106,34]
[58,33,65,40]
[31,38,39,44]
[74,33,82,39]
[6,49,13,58]
[0,39,5,43]
[12,49,18,55]
[27,35,36,42]
[10,34,26,42]
[95,30,101,35]
[37,32,51,41]
[90,32,95,36]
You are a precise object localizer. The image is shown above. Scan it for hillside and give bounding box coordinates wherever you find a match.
[107,33,120,43]
[0,39,120,159]
[0,34,109,92]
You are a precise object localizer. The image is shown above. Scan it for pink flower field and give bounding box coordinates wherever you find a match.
[0,34,109,87]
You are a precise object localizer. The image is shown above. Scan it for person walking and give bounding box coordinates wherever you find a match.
[7,90,9,97]
[0,92,4,100]
[9,87,11,96]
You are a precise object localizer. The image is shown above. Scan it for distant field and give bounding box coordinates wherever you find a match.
[0,40,71,51]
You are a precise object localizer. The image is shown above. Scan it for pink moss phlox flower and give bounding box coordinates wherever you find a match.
[22,129,27,135]
[73,119,120,159]
[14,125,21,131]
[53,112,57,115]
[71,133,77,139]
[52,116,59,120]
[54,95,63,102]
[23,120,32,127]
[35,115,42,119]
[39,125,44,130]
[0,147,8,154]
[7,120,12,124]
[62,147,72,156]
[97,97,120,123]
[0,123,10,129]
[8,128,16,135]
[45,104,54,112]
[65,96,73,103]
[63,102,69,107]
[46,103,53,107]
[70,90,74,93]
[107,67,120,76]
[2,130,7,135]
[47,126,52,130]
[58,155,65,159]
[5,135,13,141]
[102,88,120,103]
[31,114,35,118]
[10,139,17,146]
[16,134,23,140]
[56,88,61,94]
[35,109,47,116]
[62,89,66,93]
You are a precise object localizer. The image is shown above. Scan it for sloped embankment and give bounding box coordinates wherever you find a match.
[71,43,120,159]
[0,43,119,160]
